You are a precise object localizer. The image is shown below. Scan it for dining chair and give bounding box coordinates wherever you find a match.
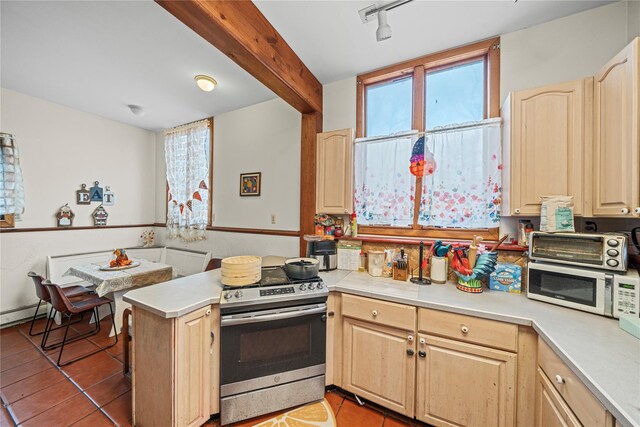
[42,281,118,366]
[27,272,93,337]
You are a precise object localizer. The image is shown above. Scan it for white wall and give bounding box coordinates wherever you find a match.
[628,0,640,42]
[1,88,156,227]
[323,77,357,132]
[0,88,156,324]
[155,97,301,231]
[500,1,630,103]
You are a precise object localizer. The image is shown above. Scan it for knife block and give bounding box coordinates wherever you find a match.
[393,260,409,281]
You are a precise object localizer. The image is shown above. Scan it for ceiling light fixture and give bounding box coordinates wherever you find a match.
[194,74,217,92]
[359,0,414,42]
[128,104,145,116]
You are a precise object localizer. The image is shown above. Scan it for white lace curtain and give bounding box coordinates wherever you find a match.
[165,120,210,241]
[418,118,502,228]
[0,133,25,220]
[354,135,415,226]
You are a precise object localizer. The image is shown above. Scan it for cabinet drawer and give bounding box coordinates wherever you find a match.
[341,294,416,331]
[538,338,610,426]
[418,308,517,352]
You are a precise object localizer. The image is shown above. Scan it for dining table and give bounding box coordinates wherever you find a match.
[64,259,173,336]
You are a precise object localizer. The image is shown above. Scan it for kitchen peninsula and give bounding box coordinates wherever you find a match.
[124,269,640,427]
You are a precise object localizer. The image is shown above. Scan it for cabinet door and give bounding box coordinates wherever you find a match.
[342,317,415,416]
[593,38,639,217]
[509,79,589,215]
[316,128,354,215]
[535,368,581,427]
[416,334,516,427]
[176,306,212,427]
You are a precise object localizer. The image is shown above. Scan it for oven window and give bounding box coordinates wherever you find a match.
[530,269,597,306]
[240,324,310,364]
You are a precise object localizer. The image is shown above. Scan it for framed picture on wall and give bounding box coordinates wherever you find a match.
[240,172,261,196]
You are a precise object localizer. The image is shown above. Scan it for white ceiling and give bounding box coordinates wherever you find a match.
[254,0,613,83]
[0,1,276,132]
[1,1,614,132]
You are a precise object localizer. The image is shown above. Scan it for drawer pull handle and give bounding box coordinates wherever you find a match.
[620,207,630,215]
[418,350,426,358]
[555,374,564,384]
[406,349,414,356]
[514,208,521,214]
[407,335,414,342]
[461,325,469,334]
[327,311,335,317]
[419,338,426,345]
[372,310,378,317]
[205,309,211,316]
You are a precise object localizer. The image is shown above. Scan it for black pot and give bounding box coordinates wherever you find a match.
[284,257,320,280]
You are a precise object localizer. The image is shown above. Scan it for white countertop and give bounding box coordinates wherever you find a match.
[123,269,640,427]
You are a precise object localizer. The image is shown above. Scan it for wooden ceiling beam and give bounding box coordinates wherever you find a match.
[156,0,323,114]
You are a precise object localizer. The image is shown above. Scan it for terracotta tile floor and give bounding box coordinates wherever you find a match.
[2,316,429,427]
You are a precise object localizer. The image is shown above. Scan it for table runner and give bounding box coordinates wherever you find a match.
[64,259,173,296]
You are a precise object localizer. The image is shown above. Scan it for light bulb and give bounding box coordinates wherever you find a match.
[195,75,217,92]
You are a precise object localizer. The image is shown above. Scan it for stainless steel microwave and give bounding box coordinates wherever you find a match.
[529,232,627,272]
[527,262,640,318]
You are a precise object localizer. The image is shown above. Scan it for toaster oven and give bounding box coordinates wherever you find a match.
[529,232,627,272]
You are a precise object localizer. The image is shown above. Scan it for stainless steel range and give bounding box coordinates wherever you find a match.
[219,266,328,425]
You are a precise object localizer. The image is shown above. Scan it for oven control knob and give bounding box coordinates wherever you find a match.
[234,290,243,298]
[299,284,307,291]
[308,283,315,290]
[606,259,619,267]
[317,283,324,289]
[224,291,232,300]
[607,249,619,257]
[607,239,620,247]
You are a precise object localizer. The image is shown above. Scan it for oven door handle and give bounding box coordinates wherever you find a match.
[221,305,326,326]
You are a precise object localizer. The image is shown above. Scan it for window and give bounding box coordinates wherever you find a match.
[0,133,24,228]
[356,38,500,240]
[165,118,213,241]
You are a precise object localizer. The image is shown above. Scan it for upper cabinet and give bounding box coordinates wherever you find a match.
[316,129,354,215]
[502,78,591,216]
[592,37,640,217]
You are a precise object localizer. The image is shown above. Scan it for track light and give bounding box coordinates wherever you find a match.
[376,10,392,42]
[359,0,413,42]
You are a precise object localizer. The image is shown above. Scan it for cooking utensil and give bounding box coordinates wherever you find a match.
[284,257,320,280]
[221,255,262,286]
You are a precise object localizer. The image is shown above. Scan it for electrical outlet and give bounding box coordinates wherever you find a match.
[271,214,276,224]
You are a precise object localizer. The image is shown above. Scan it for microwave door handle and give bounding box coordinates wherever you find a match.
[221,305,326,326]
[604,274,613,317]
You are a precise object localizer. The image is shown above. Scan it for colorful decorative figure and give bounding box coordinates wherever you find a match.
[409,136,436,177]
[92,204,108,226]
[76,184,90,205]
[102,186,115,206]
[451,245,498,293]
[89,181,103,202]
[56,203,75,227]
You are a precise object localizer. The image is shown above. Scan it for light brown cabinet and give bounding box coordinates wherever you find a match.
[341,295,416,416]
[415,309,518,427]
[592,37,640,217]
[502,78,592,216]
[316,128,354,215]
[536,338,614,427]
[133,305,219,427]
[535,367,581,427]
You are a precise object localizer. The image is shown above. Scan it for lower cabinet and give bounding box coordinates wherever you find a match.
[415,334,517,427]
[133,305,220,427]
[535,367,581,427]
[342,317,416,416]
[341,294,417,417]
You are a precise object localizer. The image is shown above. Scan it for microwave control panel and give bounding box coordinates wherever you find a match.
[613,270,640,318]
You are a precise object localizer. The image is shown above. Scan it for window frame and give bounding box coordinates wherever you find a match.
[355,37,501,241]
[164,117,214,226]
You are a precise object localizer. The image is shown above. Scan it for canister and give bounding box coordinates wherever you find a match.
[368,250,385,277]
